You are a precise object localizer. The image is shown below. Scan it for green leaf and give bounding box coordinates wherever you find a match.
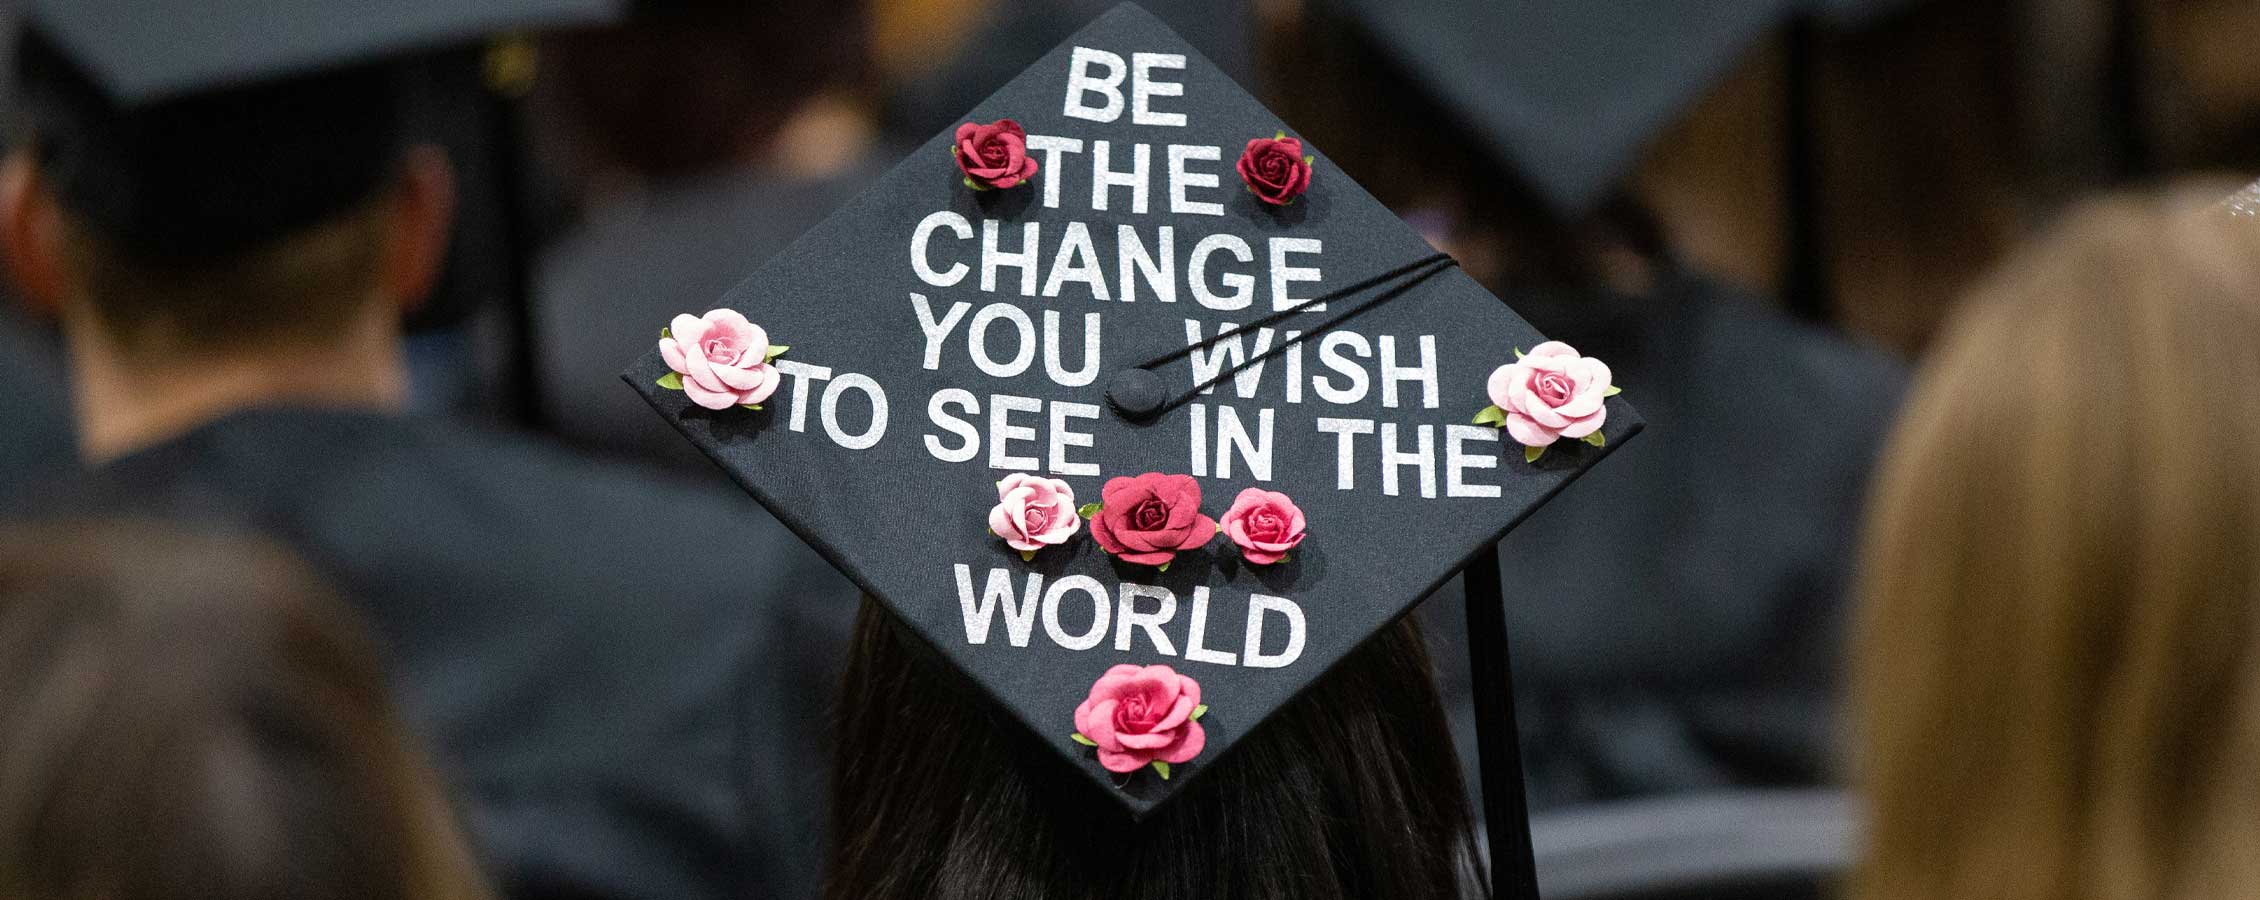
[1152,761,1172,780]
[1070,732,1097,747]
[1191,704,1208,721]
[1273,130,1286,140]
[766,344,789,360]
[1582,431,1606,448]
[1158,562,1171,573]
[1019,549,1037,563]
[1472,405,1507,426]
[963,175,987,191]
[1303,155,1315,165]
[1524,444,1545,464]
[740,404,763,411]
[1514,347,1526,360]
[660,327,672,339]
[1603,385,1622,397]
[656,372,684,390]
[1077,502,1102,519]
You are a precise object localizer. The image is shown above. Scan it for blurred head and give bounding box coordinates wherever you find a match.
[0,520,490,900]
[0,27,454,365]
[542,0,870,181]
[1852,195,2260,900]
[827,599,1485,900]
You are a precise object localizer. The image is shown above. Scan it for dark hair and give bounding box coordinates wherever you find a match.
[827,599,1487,900]
[15,26,405,358]
[544,0,871,178]
[0,520,490,900]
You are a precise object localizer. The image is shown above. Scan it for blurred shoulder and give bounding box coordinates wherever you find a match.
[0,316,75,510]
[393,414,826,570]
[1680,276,1909,437]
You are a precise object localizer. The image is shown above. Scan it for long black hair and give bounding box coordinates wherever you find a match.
[827,598,1487,900]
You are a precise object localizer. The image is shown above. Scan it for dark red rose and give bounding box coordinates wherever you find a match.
[1235,133,1313,206]
[1088,473,1216,568]
[953,118,1039,190]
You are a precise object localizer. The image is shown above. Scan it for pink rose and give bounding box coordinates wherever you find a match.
[988,473,1081,558]
[1073,664,1206,774]
[953,119,1038,190]
[1235,133,1313,206]
[1219,488,1306,565]
[1485,341,1611,448]
[1088,473,1216,568]
[660,309,782,411]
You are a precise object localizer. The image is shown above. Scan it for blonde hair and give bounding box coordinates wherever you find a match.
[1851,195,2260,900]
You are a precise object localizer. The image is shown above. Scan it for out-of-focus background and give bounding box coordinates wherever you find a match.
[1,1,2255,898]
[11,0,2248,427]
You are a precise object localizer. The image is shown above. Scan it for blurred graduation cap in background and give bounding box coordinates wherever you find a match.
[1324,0,1919,319]
[627,4,1638,895]
[13,0,625,416]
[15,0,617,259]
[22,0,615,104]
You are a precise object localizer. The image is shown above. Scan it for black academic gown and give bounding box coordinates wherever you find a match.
[0,312,73,511]
[37,408,857,900]
[1425,272,1906,811]
[536,165,880,472]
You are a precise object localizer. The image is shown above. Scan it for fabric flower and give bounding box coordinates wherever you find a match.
[1087,473,1216,569]
[1219,488,1306,565]
[1072,664,1206,777]
[1474,341,1617,462]
[1235,132,1314,206]
[953,118,1038,190]
[659,309,785,411]
[989,473,1081,561]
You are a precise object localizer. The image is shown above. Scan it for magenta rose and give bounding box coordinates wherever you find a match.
[1482,341,1613,451]
[1235,132,1313,206]
[1073,664,1206,775]
[953,118,1038,190]
[659,309,783,410]
[989,473,1081,559]
[1088,473,1216,568]
[1219,488,1306,565]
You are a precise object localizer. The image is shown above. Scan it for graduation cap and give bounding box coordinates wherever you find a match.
[1325,0,1917,218]
[626,3,1638,891]
[1323,0,1918,325]
[11,0,619,260]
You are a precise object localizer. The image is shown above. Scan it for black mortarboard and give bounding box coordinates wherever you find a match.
[626,3,1640,819]
[1327,0,1916,217]
[11,0,618,259]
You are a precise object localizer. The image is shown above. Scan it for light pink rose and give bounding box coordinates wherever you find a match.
[661,309,782,411]
[1219,488,1305,565]
[988,473,1081,555]
[1073,664,1205,774]
[1486,341,1610,447]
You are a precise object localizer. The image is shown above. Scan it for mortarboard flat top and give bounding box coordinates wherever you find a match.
[628,3,1639,816]
[22,0,619,105]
